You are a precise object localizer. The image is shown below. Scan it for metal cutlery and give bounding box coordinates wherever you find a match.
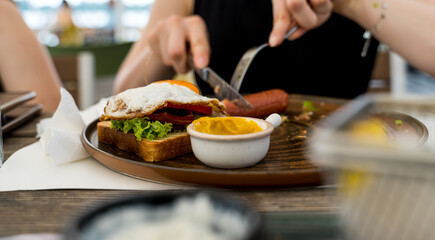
[230,26,299,91]
[191,61,253,109]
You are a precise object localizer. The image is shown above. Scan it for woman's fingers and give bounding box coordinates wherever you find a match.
[270,0,334,45]
[148,20,170,66]
[269,0,292,46]
[286,0,318,29]
[311,0,333,15]
[167,16,189,73]
[185,15,210,69]
[148,15,210,73]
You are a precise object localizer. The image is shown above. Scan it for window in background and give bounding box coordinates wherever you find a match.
[15,0,154,46]
[67,0,114,45]
[118,0,153,42]
[15,0,63,46]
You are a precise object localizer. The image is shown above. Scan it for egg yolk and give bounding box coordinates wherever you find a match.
[156,80,200,94]
[193,117,263,135]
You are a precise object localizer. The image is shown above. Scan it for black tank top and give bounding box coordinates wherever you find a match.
[193,0,379,99]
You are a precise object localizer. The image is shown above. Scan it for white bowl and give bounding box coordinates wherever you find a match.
[186,114,282,169]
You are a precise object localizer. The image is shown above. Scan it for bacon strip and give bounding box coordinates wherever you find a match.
[147,112,195,126]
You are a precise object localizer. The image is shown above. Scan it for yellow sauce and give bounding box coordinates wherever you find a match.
[192,117,263,135]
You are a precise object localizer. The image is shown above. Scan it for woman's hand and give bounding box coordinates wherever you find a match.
[269,0,334,46]
[148,15,211,73]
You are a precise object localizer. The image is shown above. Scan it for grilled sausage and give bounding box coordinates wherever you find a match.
[222,89,288,118]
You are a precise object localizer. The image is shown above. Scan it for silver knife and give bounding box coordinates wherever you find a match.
[194,67,253,109]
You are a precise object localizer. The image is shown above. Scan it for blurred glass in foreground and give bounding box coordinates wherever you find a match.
[311,93,435,240]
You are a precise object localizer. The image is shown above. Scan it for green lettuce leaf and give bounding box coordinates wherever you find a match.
[110,118,173,141]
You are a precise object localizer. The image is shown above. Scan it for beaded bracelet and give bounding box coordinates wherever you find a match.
[361,1,388,57]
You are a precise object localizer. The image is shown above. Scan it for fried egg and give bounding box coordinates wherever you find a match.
[101,81,227,121]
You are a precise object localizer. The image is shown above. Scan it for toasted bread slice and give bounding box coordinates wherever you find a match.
[97,121,192,162]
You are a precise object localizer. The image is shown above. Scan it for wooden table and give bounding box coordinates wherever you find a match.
[0,112,340,238]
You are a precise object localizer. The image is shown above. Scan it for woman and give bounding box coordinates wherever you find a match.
[114,0,379,99]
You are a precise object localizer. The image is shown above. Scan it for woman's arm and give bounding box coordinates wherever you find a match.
[0,1,62,112]
[334,0,435,77]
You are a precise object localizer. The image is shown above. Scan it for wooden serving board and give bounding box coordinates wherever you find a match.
[82,94,347,188]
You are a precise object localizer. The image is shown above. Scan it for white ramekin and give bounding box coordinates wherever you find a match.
[187,114,281,169]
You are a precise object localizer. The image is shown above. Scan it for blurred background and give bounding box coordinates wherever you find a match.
[14,0,154,109]
[13,0,435,110]
[16,0,152,46]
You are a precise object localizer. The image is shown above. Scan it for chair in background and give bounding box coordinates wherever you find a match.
[49,42,133,109]
[369,47,391,93]
[52,51,96,109]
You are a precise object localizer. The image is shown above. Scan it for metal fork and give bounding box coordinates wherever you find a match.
[230,26,298,91]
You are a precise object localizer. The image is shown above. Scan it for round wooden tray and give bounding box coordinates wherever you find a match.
[81,95,345,188]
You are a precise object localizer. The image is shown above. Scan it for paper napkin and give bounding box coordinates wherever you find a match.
[39,88,99,165]
[0,141,185,191]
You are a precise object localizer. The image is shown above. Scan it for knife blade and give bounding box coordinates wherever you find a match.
[194,67,253,109]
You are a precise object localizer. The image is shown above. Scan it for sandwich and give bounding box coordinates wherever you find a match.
[98,80,227,162]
